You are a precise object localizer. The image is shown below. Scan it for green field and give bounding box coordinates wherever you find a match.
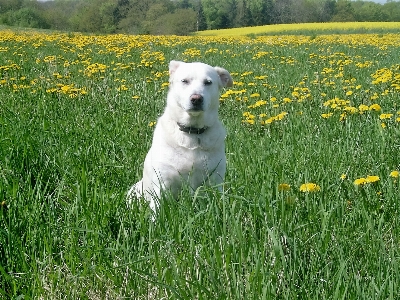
[195,21,400,36]
[1,29,400,298]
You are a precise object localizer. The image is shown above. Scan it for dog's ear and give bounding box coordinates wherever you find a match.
[169,60,184,77]
[215,67,233,88]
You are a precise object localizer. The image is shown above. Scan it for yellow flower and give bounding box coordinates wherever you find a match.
[321,113,333,119]
[340,174,347,180]
[354,175,380,185]
[243,119,255,125]
[390,171,399,178]
[243,112,255,119]
[358,104,369,113]
[354,178,367,186]
[366,175,380,183]
[278,183,291,191]
[379,113,393,120]
[283,97,292,103]
[275,112,288,120]
[148,121,156,127]
[369,104,381,111]
[299,183,321,192]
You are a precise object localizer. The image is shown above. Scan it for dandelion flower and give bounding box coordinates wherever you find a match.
[278,183,291,191]
[299,183,321,192]
[389,171,399,178]
[321,113,333,119]
[354,178,367,186]
[340,174,347,180]
[354,175,380,185]
[359,104,369,113]
[369,103,381,111]
[366,175,380,183]
[379,113,393,120]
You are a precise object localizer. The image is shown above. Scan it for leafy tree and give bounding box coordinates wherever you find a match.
[353,2,388,22]
[272,0,294,24]
[320,0,336,22]
[155,8,197,35]
[68,0,103,32]
[2,0,400,35]
[142,2,172,34]
[0,0,24,13]
[40,0,79,31]
[382,1,400,21]
[201,0,236,29]
[248,0,273,25]
[1,0,50,29]
[234,0,249,27]
[117,0,154,34]
[331,0,356,22]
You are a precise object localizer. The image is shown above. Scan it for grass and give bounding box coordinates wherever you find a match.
[1,28,400,299]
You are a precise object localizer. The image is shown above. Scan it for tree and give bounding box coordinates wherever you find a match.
[69,0,103,32]
[142,2,172,34]
[382,1,400,21]
[234,0,249,27]
[331,0,355,22]
[247,0,273,25]
[320,0,336,22]
[116,0,153,33]
[272,0,294,24]
[201,0,237,29]
[155,8,197,35]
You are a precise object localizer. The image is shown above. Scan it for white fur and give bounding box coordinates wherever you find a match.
[128,60,233,213]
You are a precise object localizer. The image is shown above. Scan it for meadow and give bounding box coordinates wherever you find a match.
[0,26,400,299]
[195,21,400,36]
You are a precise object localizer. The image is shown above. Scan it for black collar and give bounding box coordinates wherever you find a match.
[177,123,208,134]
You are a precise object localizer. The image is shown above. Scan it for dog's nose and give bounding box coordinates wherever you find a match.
[190,94,203,106]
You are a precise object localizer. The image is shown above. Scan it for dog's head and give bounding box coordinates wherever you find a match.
[167,60,233,117]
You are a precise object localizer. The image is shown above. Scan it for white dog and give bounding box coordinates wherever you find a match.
[128,60,233,213]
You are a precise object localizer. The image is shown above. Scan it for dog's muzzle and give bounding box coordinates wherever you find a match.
[189,94,203,111]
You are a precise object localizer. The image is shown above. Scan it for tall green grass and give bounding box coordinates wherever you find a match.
[0,30,399,299]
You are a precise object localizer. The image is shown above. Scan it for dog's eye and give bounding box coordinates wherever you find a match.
[181,79,189,84]
[204,79,212,86]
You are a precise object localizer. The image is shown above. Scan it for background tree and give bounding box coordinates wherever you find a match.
[331,0,356,22]
[382,1,400,21]
[248,0,273,26]
[353,2,389,22]
[2,0,400,34]
[156,8,197,35]
[234,0,249,27]
[201,0,237,29]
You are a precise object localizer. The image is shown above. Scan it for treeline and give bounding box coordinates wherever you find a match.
[1,0,400,35]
